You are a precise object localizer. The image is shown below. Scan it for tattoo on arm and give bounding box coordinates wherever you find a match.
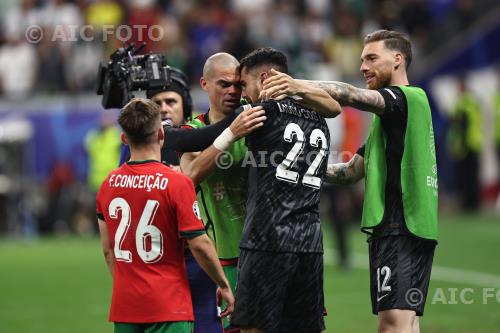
[308,81,386,115]
[326,154,364,185]
[326,163,350,185]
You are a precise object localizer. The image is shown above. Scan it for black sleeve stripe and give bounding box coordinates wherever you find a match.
[384,88,397,100]
[96,213,105,221]
[181,230,206,239]
[378,86,406,117]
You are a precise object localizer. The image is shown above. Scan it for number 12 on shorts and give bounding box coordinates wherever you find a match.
[377,266,392,298]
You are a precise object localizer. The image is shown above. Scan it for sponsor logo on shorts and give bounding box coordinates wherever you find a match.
[377,293,389,302]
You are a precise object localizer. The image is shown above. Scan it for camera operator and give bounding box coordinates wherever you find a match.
[118,68,192,167]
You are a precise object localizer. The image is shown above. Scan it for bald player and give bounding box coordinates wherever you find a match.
[181,54,265,333]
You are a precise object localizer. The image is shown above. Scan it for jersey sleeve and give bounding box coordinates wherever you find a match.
[378,87,407,118]
[171,113,238,154]
[169,175,206,239]
[245,101,272,149]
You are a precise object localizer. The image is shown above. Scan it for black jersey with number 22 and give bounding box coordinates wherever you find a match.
[241,97,330,253]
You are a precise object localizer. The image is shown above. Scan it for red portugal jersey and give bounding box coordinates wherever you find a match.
[96,160,205,323]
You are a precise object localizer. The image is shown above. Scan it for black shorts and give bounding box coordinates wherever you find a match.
[368,235,436,316]
[230,249,325,333]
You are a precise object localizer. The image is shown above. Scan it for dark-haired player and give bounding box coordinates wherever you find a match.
[230,47,341,333]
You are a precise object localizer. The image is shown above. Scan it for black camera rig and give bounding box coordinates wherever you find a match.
[97,44,181,109]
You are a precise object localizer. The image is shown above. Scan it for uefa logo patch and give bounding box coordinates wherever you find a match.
[192,201,201,220]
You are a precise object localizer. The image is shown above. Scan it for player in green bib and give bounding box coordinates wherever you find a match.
[260,30,437,333]
[181,53,266,332]
[183,115,248,261]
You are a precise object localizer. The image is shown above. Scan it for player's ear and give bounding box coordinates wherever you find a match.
[158,126,165,142]
[394,53,403,70]
[259,71,268,84]
[200,77,208,92]
[120,132,128,145]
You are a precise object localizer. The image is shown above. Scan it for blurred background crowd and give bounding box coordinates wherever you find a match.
[0,0,498,241]
[1,0,497,95]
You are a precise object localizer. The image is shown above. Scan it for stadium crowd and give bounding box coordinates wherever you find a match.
[0,0,495,98]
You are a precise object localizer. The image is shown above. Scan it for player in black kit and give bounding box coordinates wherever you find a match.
[230,48,341,333]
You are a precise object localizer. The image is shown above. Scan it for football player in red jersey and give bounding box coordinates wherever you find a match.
[96,98,234,333]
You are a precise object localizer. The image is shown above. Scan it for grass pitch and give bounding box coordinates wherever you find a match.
[0,214,499,332]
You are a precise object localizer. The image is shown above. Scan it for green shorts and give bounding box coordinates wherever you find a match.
[114,321,193,333]
[223,264,238,295]
[221,264,238,329]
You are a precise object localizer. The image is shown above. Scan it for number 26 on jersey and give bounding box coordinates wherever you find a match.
[108,198,164,264]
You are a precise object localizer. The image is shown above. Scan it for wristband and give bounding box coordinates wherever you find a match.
[213,127,235,151]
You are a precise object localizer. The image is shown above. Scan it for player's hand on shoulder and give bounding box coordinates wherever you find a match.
[229,105,266,139]
[260,68,303,101]
[216,286,235,317]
